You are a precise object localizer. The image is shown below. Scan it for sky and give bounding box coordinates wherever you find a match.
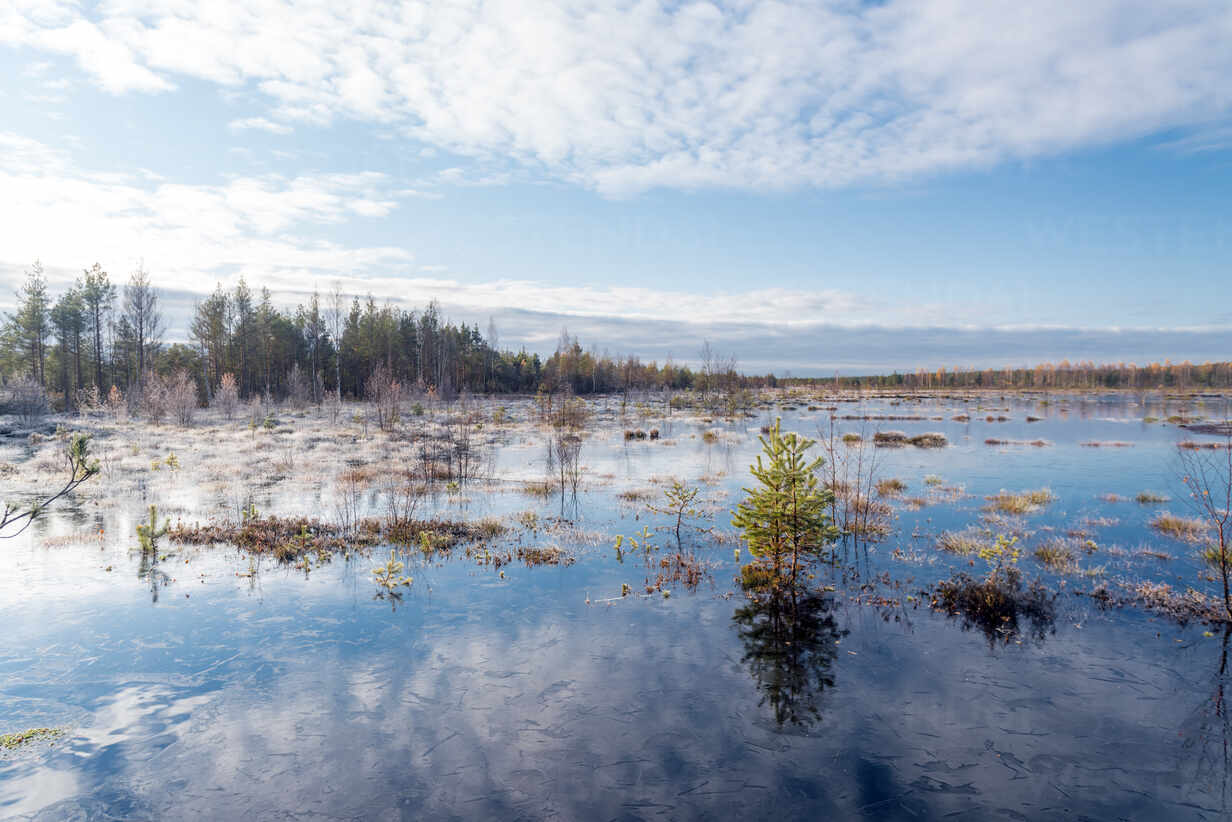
[1,0,1230,375]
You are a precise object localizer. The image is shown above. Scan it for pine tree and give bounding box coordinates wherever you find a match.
[732,418,840,589]
[50,286,85,410]
[6,261,51,384]
[79,263,116,393]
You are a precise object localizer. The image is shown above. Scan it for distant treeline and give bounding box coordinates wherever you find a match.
[785,360,1232,391]
[1,261,741,409]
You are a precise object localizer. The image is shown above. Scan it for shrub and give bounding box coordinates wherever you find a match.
[7,376,48,427]
[166,370,198,426]
[105,385,126,420]
[139,370,170,423]
[365,365,402,432]
[214,373,240,420]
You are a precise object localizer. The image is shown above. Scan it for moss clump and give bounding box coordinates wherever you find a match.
[1,727,65,750]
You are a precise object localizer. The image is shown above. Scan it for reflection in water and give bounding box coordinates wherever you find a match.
[1184,623,1232,812]
[732,589,845,729]
[136,545,170,603]
[935,567,1056,649]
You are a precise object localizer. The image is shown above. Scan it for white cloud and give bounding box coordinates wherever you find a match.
[227,116,293,135]
[0,133,412,293]
[3,1,1229,194]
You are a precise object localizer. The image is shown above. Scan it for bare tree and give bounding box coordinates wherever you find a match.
[1179,420,1232,620]
[366,364,402,432]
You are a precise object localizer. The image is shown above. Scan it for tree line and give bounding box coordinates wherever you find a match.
[790,360,1232,391]
[2,260,740,411]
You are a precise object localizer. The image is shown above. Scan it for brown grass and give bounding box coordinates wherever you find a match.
[985,488,1055,515]
[1149,513,1209,542]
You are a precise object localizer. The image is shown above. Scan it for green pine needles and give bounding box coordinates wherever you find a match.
[732,418,840,589]
[136,504,170,553]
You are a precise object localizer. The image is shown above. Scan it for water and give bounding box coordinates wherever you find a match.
[2,391,1230,820]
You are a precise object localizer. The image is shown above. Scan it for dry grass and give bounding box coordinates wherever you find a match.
[936,528,991,555]
[875,478,907,497]
[617,488,655,503]
[1135,491,1170,504]
[985,488,1055,515]
[873,430,908,446]
[1149,513,1209,542]
[1033,540,1077,572]
[521,479,559,497]
[1178,440,1230,450]
[517,544,573,566]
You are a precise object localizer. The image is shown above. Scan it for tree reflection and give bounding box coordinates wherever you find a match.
[136,545,170,603]
[732,588,844,729]
[1184,622,1232,811]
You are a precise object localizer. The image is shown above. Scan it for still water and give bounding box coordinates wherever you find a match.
[2,392,1230,820]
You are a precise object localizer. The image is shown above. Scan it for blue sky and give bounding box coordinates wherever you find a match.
[1,1,1230,374]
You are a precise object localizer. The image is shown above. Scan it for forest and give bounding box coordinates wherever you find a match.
[3,260,1231,416]
[0,260,736,412]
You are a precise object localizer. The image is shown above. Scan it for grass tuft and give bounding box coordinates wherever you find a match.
[985,488,1055,515]
[1149,513,1209,542]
